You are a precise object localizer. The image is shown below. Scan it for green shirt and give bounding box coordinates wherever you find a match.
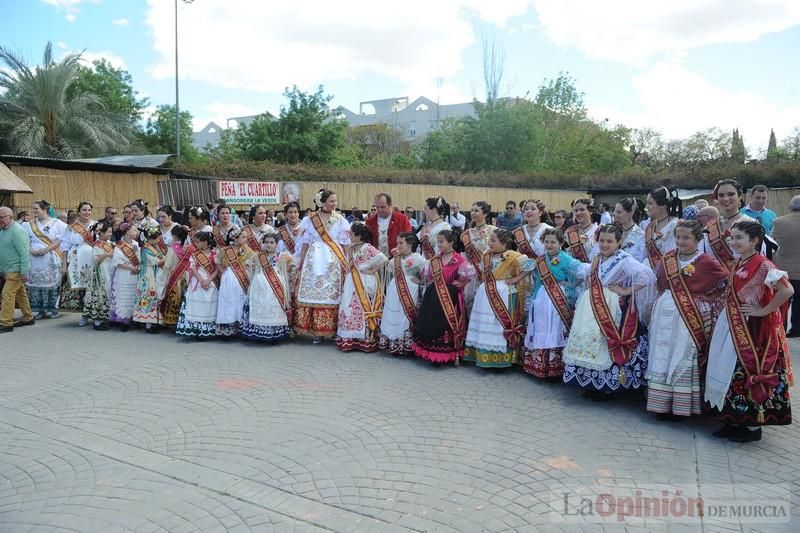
[0,221,30,276]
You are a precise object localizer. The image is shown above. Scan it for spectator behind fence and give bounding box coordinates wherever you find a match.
[741,185,777,234]
[496,200,522,230]
[771,195,800,337]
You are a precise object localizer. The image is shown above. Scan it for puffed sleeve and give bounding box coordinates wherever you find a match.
[458,260,477,281]
[764,266,789,288]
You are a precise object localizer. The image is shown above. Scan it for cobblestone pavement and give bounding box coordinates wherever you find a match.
[1,315,798,532]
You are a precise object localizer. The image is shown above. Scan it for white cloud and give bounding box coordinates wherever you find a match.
[589,61,800,151]
[112,18,129,26]
[532,0,800,64]
[78,50,128,70]
[193,102,260,131]
[41,0,100,22]
[145,0,532,94]
[56,41,68,49]
[65,13,76,22]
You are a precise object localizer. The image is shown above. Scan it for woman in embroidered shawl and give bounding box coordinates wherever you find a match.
[642,187,682,271]
[465,229,534,368]
[241,232,296,342]
[83,221,115,330]
[413,230,476,365]
[706,221,793,443]
[612,198,647,263]
[132,226,166,332]
[295,189,351,343]
[699,179,757,270]
[562,225,657,400]
[276,202,304,262]
[176,231,219,339]
[517,199,553,259]
[337,223,389,352]
[23,200,67,319]
[460,201,496,316]
[380,232,426,355]
[564,198,598,264]
[60,201,96,317]
[213,204,239,249]
[108,222,140,331]
[522,228,590,379]
[215,227,256,337]
[160,225,190,329]
[646,220,728,420]
[242,204,277,253]
[417,196,452,260]
[130,199,158,244]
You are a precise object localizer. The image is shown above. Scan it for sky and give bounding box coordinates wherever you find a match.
[3,0,800,154]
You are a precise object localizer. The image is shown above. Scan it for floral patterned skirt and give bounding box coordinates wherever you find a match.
[717,356,791,426]
[294,304,338,338]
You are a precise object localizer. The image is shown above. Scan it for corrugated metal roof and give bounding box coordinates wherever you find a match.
[76,154,173,168]
[0,154,172,174]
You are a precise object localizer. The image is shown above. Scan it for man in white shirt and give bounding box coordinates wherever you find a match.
[599,203,613,225]
[446,202,467,230]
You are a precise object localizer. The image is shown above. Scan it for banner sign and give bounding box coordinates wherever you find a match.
[218,181,280,205]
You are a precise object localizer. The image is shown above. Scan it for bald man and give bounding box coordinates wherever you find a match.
[0,207,34,332]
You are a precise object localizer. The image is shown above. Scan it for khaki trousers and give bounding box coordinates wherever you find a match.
[1,273,33,326]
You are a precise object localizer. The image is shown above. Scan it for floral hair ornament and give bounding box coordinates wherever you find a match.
[314,190,325,208]
[436,197,443,208]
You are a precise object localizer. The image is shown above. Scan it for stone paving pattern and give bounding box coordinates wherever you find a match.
[1,316,798,532]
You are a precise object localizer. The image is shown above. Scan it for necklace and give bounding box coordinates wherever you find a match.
[678,250,698,261]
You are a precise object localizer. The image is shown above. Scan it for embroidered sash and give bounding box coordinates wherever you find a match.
[311,212,347,268]
[278,225,296,254]
[725,272,781,417]
[536,255,573,332]
[394,255,417,324]
[707,219,736,272]
[100,241,114,255]
[160,248,191,313]
[431,256,464,349]
[212,226,228,249]
[117,241,139,267]
[156,239,168,255]
[70,222,95,246]
[663,251,709,361]
[143,242,164,260]
[645,221,663,269]
[461,231,484,281]
[241,226,262,252]
[350,261,384,333]
[482,255,524,348]
[223,246,250,292]
[565,225,589,262]
[589,257,638,378]
[258,252,288,312]
[514,227,536,259]
[30,219,64,259]
[420,233,435,260]
[193,250,219,287]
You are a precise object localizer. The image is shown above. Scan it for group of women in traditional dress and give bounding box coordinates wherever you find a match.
[26,179,794,443]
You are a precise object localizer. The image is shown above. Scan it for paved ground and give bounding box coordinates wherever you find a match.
[1,315,798,532]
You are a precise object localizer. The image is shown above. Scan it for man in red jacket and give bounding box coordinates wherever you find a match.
[365,193,412,256]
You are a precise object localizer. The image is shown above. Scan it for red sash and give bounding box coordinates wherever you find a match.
[461,231,484,281]
[707,219,736,272]
[514,227,536,259]
[310,212,347,269]
[588,257,638,380]
[70,222,95,246]
[278,225,296,254]
[482,255,524,348]
[645,221,663,269]
[193,250,219,287]
[156,239,168,255]
[258,252,288,315]
[536,255,573,332]
[100,241,114,255]
[143,242,164,261]
[350,259,383,333]
[30,218,65,260]
[241,226,262,252]
[223,246,250,292]
[212,226,228,249]
[117,240,139,267]
[663,251,709,362]
[565,225,589,263]
[160,247,191,313]
[420,234,435,260]
[394,255,417,324]
[725,264,781,419]
[431,256,464,349]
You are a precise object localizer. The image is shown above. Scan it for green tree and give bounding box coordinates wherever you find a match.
[235,85,347,164]
[534,72,586,119]
[0,42,134,157]
[68,58,149,125]
[731,128,747,163]
[766,128,779,160]
[142,104,201,162]
[780,127,800,160]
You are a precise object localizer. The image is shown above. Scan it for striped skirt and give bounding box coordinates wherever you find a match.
[646,351,702,416]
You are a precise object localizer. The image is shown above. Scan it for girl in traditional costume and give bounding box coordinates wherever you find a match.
[215,227,256,337]
[132,226,166,332]
[212,204,239,250]
[277,202,304,262]
[295,189,351,343]
[413,230,476,365]
[60,201,96,317]
[564,198,598,265]
[379,232,425,355]
[240,232,296,342]
[464,229,534,368]
[337,223,389,352]
[562,225,657,400]
[187,206,213,238]
[160,226,191,329]
[417,196,452,260]
[646,220,728,419]
[108,222,140,331]
[701,179,756,272]
[176,232,219,339]
[514,199,553,260]
[612,198,647,263]
[24,199,67,319]
[522,228,590,379]
[157,206,178,247]
[130,199,158,244]
[643,187,682,271]
[242,204,277,253]
[83,221,114,331]
[460,201,496,315]
[706,221,793,442]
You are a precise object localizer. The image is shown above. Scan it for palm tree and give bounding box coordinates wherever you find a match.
[0,42,133,158]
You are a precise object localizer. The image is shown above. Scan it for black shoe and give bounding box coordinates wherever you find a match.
[712,424,737,438]
[728,427,762,443]
[0,325,13,333]
[14,319,35,327]
[119,324,130,332]
[655,412,673,421]
[145,326,160,334]
[93,323,110,331]
[787,330,800,338]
